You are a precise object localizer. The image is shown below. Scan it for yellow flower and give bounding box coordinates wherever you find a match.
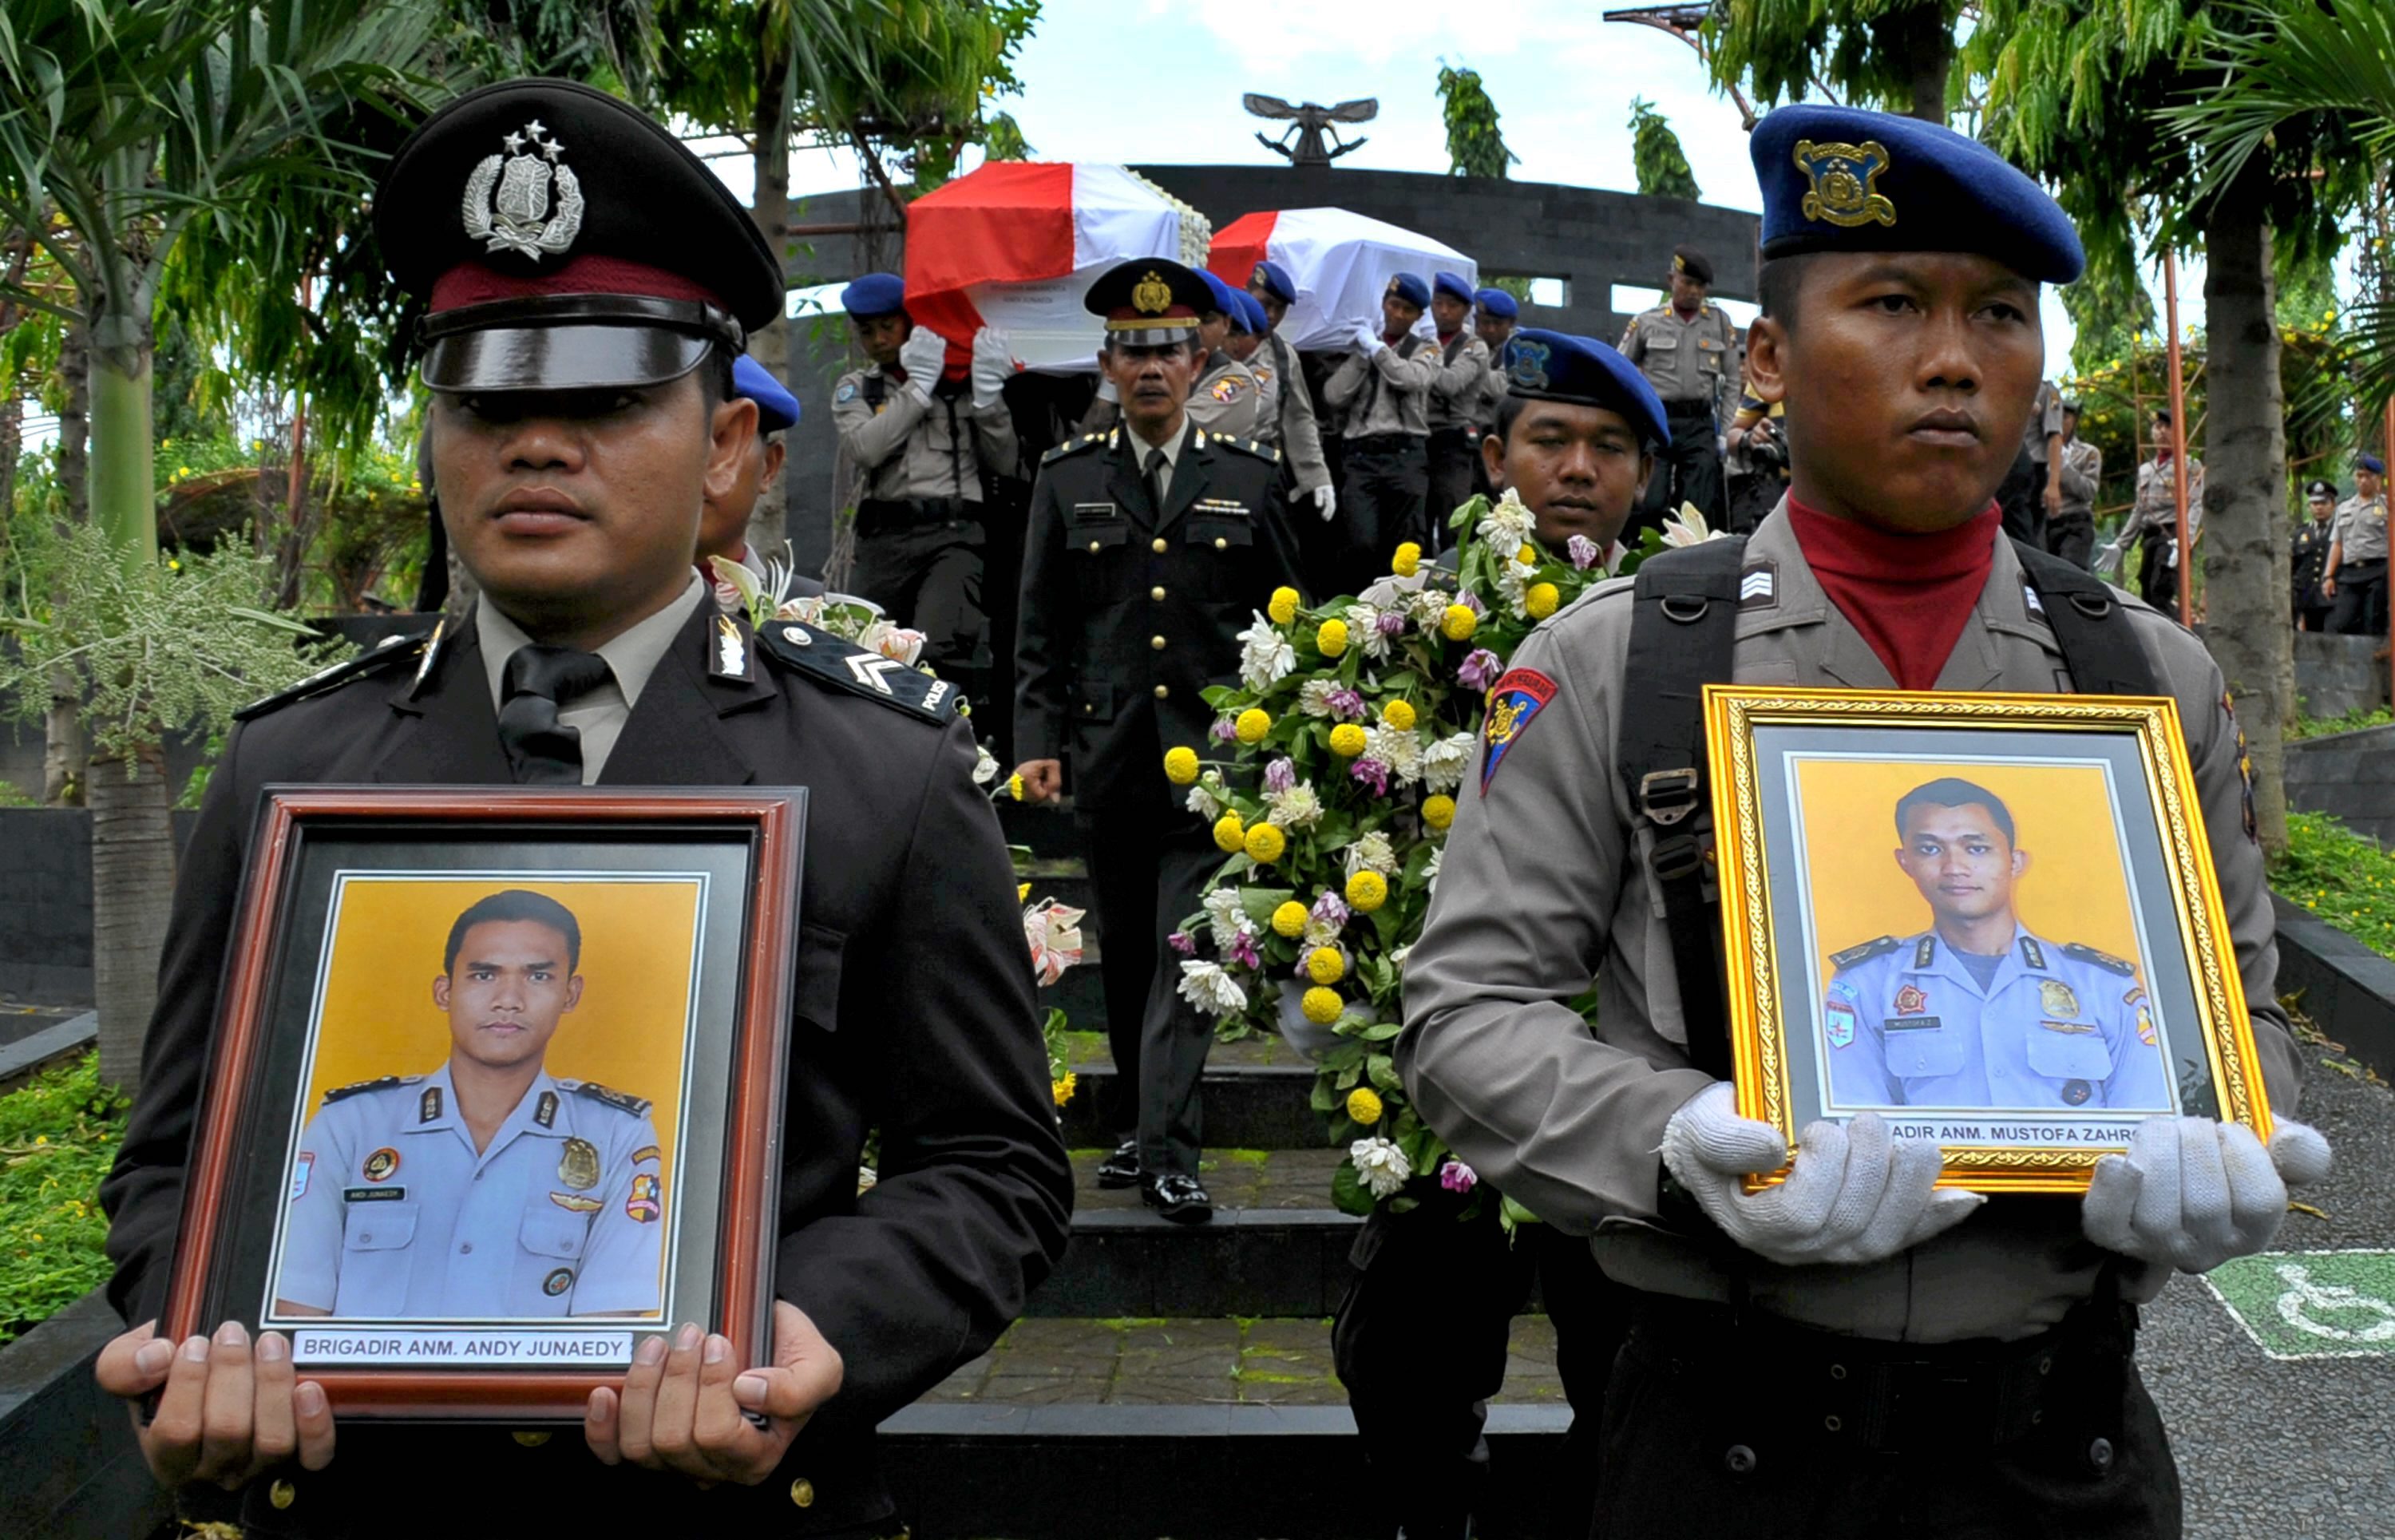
[1526,583,1560,620]
[1306,946,1345,984]
[1301,986,1344,1024]
[1272,901,1309,937]
[1164,746,1201,785]
[1423,794,1456,830]
[1329,722,1369,758]
[1019,882,1031,902]
[1268,586,1300,625]
[1391,541,1422,577]
[1245,821,1288,863]
[1007,773,1026,802]
[1346,1087,1384,1125]
[1052,1072,1077,1107]
[1516,543,1538,564]
[1346,870,1388,911]
[1441,604,1478,642]
[1317,618,1350,657]
[1213,813,1247,853]
[1381,699,1417,731]
[1236,708,1272,744]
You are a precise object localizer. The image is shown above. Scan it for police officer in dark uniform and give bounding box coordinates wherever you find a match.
[2291,478,2338,631]
[1013,258,1304,1224]
[96,79,1071,1538]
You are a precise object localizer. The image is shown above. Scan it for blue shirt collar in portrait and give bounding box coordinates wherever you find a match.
[1433,271,1475,303]
[841,271,907,318]
[1474,287,1518,319]
[1500,328,1670,449]
[1384,271,1431,309]
[732,355,799,433]
[1251,259,1296,304]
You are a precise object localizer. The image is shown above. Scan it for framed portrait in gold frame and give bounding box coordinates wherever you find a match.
[1703,685,2274,1194]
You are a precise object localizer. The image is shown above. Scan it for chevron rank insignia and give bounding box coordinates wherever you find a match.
[2062,943,2137,976]
[1829,935,1900,970]
[236,629,437,721]
[321,1074,418,1105]
[757,622,965,723]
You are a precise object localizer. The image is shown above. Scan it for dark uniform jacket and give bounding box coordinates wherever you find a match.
[100,600,1073,1534]
[1015,422,1303,811]
[2291,517,2335,614]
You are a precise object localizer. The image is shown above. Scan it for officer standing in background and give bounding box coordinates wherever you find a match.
[831,272,1023,691]
[2046,399,2101,571]
[1998,379,2067,546]
[1469,287,1520,499]
[699,355,821,598]
[1402,105,2326,1537]
[1322,273,1439,593]
[2291,478,2338,631]
[1244,259,1337,525]
[1723,357,1789,535]
[2325,453,2389,636]
[1617,245,1735,529]
[1423,271,1493,547]
[97,78,1071,1536]
[2120,406,2203,618]
[1190,269,1264,439]
[1014,258,1304,1225]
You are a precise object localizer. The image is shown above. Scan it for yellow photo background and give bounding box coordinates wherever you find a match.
[298,877,703,1191]
[1790,758,2148,996]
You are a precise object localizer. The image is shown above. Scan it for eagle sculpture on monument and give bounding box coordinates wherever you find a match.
[1243,93,1377,167]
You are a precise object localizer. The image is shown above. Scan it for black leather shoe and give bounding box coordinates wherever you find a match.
[1095,1139,1142,1189]
[1141,1172,1213,1224]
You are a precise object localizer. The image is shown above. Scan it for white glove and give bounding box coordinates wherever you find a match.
[1659,1083,1984,1267]
[2164,537,2180,569]
[897,327,945,402]
[1095,376,1119,404]
[1309,482,1337,522]
[2082,1115,2330,1274]
[1353,320,1385,358]
[970,326,1015,409]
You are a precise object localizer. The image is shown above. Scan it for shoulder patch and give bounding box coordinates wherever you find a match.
[1216,435,1279,464]
[1479,667,1558,795]
[1830,936,1901,971]
[1209,375,1248,403]
[2062,943,2137,977]
[758,621,966,724]
[1042,433,1106,466]
[563,1079,653,1118]
[236,630,434,722]
[323,1074,417,1106]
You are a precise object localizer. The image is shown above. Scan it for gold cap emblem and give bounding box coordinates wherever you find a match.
[1131,270,1173,315]
[1793,139,1896,229]
[560,1135,601,1190]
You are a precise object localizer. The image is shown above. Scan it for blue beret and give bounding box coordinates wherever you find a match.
[1474,287,1518,319]
[1750,105,2083,284]
[1433,271,1474,303]
[1197,267,1240,318]
[1499,328,1669,449]
[2361,453,2387,476]
[732,354,800,433]
[841,272,907,318]
[1385,272,1430,309]
[1251,259,1296,304]
[1228,291,1264,335]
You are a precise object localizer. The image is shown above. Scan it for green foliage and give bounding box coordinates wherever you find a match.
[1706,0,1962,120]
[2286,706,2394,742]
[0,521,351,756]
[980,110,1033,163]
[2278,812,2395,961]
[1436,64,1519,180]
[1628,97,1701,201]
[0,1052,127,1343]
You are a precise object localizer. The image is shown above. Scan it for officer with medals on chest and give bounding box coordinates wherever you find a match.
[1014,259,1304,1223]
[1617,245,1737,530]
[275,891,667,1320]
[96,79,1070,1536]
[1401,106,2328,1537]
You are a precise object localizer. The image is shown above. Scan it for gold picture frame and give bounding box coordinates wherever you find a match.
[1704,685,2274,1194]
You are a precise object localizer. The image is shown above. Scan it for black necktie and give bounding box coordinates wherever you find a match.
[1146,448,1169,513]
[497,644,614,784]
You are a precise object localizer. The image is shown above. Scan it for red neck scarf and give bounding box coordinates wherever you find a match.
[1786,498,2002,691]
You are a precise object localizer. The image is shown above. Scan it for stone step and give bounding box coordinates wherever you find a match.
[881,1315,1573,1540]
[1059,1060,1327,1150]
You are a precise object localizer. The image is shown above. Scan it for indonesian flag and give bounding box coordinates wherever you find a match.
[903,163,1205,373]
[1208,208,1478,351]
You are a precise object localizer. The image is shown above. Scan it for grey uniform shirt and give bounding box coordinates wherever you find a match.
[1399,509,2299,1345]
[1186,351,1264,439]
[2024,382,2065,465]
[1618,301,1736,418]
[1471,335,1512,430]
[477,579,703,785]
[1426,332,1493,432]
[831,363,1020,504]
[2128,455,2204,544]
[277,1063,666,1318]
[1322,335,1438,438]
[2333,493,2389,564]
[2056,437,2100,521]
[1253,331,1332,493]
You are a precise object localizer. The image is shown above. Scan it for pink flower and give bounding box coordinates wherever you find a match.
[1460,591,1486,617]
[1439,1160,1478,1194]
[1326,688,1368,721]
[1375,609,1407,637]
[1309,891,1350,928]
[1229,927,1261,970]
[1457,648,1502,692]
[1168,930,1197,956]
[1566,534,1601,571]
[1264,756,1296,794]
[1023,900,1086,988]
[1350,758,1391,796]
[1211,717,1240,743]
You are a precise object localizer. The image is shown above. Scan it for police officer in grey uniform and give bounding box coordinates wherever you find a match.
[1189,268,1264,439]
[1823,780,2171,1113]
[1402,105,2328,1538]
[1245,259,1338,525]
[1468,287,1520,499]
[275,890,666,1320]
[1617,244,1736,530]
[2325,453,2389,635]
[1423,271,1494,547]
[1322,273,1439,592]
[2047,399,2101,571]
[830,272,1022,687]
[1223,291,1279,433]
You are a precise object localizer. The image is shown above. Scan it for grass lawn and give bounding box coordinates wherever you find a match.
[2277,811,2395,960]
[0,1052,124,1344]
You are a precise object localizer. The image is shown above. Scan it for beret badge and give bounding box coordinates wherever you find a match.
[1506,338,1551,391]
[1793,138,1896,229]
[462,119,585,261]
[1132,271,1173,315]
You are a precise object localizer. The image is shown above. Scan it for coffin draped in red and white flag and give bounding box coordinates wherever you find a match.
[1207,208,1479,351]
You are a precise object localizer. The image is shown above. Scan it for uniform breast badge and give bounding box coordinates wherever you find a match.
[362,1147,401,1182]
[463,120,584,260]
[1791,140,1896,229]
[560,1136,601,1191]
[1894,984,1927,1016]
[2040,979,2080,1019]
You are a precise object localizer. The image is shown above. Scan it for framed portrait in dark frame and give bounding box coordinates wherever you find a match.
[159,787,803,1419]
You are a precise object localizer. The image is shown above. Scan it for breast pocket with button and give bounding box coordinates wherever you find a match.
[2024,1026,2116,1084]
[516,1204,592,1312]
[1185,512,1255,600]
[1885,1022,1969,1081]
[336,1202,420,1316]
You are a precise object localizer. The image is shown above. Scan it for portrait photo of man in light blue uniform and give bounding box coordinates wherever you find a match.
[273,889,667,1320]
[1821,778,2173,1114]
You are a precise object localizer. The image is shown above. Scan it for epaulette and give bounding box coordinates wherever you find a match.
[1829,936,1901,971]
[560,1078,653,1118]
[2063,943,2137,977]
[755,620,965,725]
[236,628,435,721]
[1042,432,1107,466]
[1215,435,1281,465]
[323,1073,418,1105]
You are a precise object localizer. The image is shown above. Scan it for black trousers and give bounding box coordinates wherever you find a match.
[1637,405,1724,536]
[1593,1294,2179,1540]
[1075,803,1218,1172]
[1335,1194,1627,1540]
[1997,450,2048,549]
[2136,525,2180,617]
[2330,557,2389,636]
[1425,426,1479,552]
[2046,512,2095,572]
[1336,433,1430,596]
[849,516,988,680]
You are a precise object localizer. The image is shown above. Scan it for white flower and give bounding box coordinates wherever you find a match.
[1409,587,1453,629]
[1299,679,1343,719]
[1420,730,1476,795]
[1186,780,1226,819]
[1424,845,1444,892]
[1358,571,1427,609]
[1344,601,1392,660]
[1661,502,1725,548]
[1388,943,1413,974]
[1023,899,1087,988]
[1365,723,1423,786]
[859,617,926,666]
[1303,913,1346,948]
[774,592,829,626]
[857,1164,879,1194]
[1350,1136,1412,1198]
[1237,610,1296,691]
[1344,831,1399,877]
[708,554,766,621]
[1482,486,1537,553]
[1178,960,1249,1018]
[1265,781,1324,829]
[972,745,1000,786]
[1202,887,1248,952]
[1494,543,1537,618]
